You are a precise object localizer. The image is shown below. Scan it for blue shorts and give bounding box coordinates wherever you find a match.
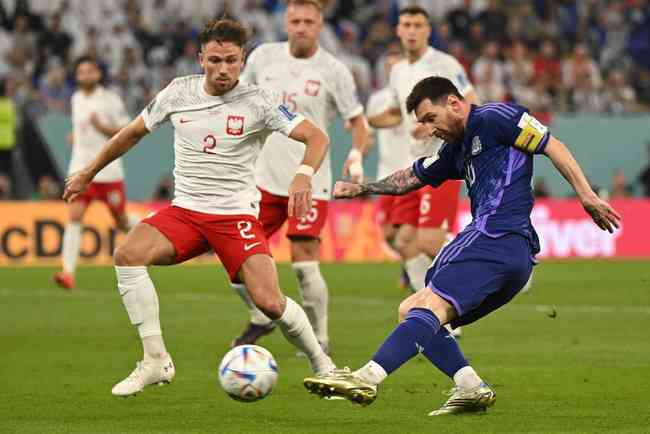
[425,229,533,328]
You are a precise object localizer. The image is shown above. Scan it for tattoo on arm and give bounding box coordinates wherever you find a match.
[360,167,424,195]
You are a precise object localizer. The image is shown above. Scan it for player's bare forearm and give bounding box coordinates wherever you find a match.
[544,135,621,232]
[335,167,423,199]
[349,114,369,154]
[86,116,148,178]
[367,107,402,129]
[290,119,330,172]
[544,136,595,201]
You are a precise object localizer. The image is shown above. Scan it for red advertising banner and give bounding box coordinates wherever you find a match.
[0,199,647,266]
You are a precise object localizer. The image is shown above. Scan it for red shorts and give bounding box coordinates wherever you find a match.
[375,196,397,226]
[392,181,461,229]
[142,206,270,281]
[258,188,328,239]
[75,181,126,215]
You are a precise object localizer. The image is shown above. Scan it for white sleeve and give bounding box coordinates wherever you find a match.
[366,89,390,118]
[330,61,364,120]
[259,88,305,136]
[108,92,131,127]
[241,46,261,84]
[447,56,474,96]
[386,68,401,109]
[140,80,176,132]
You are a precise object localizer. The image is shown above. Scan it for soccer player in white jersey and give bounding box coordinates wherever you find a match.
[368,6,479,295]
[63,18,336,397]
[230,0,368,353]
[367,45,412,270]
[53,56,136,290]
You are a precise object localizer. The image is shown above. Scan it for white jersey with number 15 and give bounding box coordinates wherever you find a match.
[242,42,363,200]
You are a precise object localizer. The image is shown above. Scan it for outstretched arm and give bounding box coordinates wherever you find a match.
[63,116,149,202]
[544,135,621,232]
[333,167,424,199]
[367,106,402,129]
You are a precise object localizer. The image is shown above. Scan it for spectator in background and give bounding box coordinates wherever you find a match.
[11,14,37,58]
[610,168,632,198]
[337,21,372,102]
[38,62,73,113]
[571,70,604,112]
[446,0,474,41]
[533,39,562,96]
[0,173,11,199]
[34,174,61,200]
[504,40,533,101]
[472,40,505,102]
[638,143,650,197]
[447,40,472,79]
[6,45,36,108]
[0,78,17,180]
[516,78,554,125]
[37,14,72,65]
[562,43,602,91]
[601,69,637,114]
[174,39,202,77]
[476,0,508,43]
[507,3,541,46]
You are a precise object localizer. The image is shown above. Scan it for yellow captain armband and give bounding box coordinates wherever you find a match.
[514,112,548,153]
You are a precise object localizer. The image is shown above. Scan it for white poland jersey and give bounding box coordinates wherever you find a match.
[140,75,304,216]
[242,42,363,200]
[388,47,474,159]
[69,86,130,182]
[366,87,412,180]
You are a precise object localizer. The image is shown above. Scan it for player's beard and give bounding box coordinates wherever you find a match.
[289,37,316,58]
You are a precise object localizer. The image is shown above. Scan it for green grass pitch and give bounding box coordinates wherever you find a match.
[1,261,649,433]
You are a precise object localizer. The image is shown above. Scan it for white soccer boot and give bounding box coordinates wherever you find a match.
[111,355,175,397]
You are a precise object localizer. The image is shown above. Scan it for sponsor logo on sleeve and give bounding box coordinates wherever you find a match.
[278,104,297,121]
[226,115,245,136]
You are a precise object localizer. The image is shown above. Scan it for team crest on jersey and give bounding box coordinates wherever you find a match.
[226,115,245,136]
[471,136,482,155]
[304,80,321,97]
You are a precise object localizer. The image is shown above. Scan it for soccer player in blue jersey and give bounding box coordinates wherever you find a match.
[303,76,621,415]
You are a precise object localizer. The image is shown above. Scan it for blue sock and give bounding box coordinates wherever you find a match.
[372,308,441,374]
[422,326,469,379]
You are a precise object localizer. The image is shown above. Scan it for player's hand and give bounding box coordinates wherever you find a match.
[342,158,364,183]
[411,123,430,140]
[333,180,363,199]
[62,169,93,203]
[288,174,312,219]
[581,194,621,233]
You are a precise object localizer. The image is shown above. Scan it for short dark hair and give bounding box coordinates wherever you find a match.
[199,18,248,48]
[74,55,98,73]
[398,6,430,21]
[406,76,463,113]
[286,0,323,11]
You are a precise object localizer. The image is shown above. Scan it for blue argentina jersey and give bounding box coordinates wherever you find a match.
[413,103,550,253]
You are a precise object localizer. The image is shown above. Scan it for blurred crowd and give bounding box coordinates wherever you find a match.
[0,0,646,116]
[0,0,649,200]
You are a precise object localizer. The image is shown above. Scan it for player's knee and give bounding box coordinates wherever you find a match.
[114,243,146,266]
[252,292,284,320]
[398,299,413,321]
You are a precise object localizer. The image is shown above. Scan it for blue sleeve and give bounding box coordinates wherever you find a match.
[492,106,550,155]
[412,143,462,187]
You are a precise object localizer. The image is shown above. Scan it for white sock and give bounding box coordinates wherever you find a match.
[277,297,333,374]
[404,253,431,290]
[293,261,329,345]
[453,366,482,391]
[354,361,387,386]
[231,282,273,327]
[115,266,167,360]
[62,222,81,274]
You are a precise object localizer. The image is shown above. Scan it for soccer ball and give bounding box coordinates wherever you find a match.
[218,345,278,402]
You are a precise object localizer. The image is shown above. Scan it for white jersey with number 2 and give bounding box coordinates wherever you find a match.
[242,42,363,200]
[140,75,305,216]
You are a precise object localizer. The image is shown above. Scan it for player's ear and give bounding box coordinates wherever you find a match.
[198,50,204,68]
